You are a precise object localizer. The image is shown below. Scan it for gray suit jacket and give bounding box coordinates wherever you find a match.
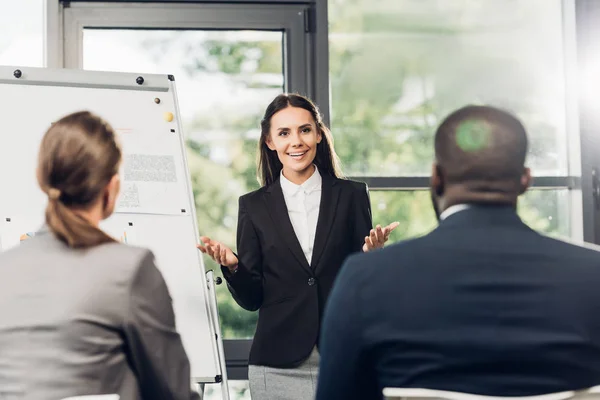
[0,227,200,400]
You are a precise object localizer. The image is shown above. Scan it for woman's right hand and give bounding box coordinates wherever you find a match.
[197,236,239,271]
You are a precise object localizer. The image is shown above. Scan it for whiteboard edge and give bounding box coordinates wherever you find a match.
[170,80,227,386]
[0,65,171,92]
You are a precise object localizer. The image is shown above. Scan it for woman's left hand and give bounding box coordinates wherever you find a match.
[362,222,400,252]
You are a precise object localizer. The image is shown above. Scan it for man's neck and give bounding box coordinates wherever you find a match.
[441,185,518,211]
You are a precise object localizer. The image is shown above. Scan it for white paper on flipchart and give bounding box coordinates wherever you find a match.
[113,128,189,216]
[116,180,184,215]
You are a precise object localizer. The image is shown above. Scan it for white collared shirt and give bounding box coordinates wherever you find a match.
[440,204,471,221]
[280,166,322,265]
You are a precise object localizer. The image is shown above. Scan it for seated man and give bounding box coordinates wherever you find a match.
[316,105,600,400]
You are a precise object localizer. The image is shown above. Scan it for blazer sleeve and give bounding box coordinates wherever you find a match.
[353,182,374,252]
[220,195,264,311]
[123,251,200,400]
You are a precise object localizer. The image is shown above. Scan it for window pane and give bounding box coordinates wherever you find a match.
[329,0,570,176]
[518,189,570,238]
[370,189,569,244]
[83,29,285,339]
[0,0,44,67]
[370,191,437,243]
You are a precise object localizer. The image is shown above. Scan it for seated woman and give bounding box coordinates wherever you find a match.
[0,111,199,400]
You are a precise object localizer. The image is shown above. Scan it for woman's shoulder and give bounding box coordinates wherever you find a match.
[77,241,154,281]
[95,241,154,268]
[332,176,368,192]
[0,234,156,292]
[85,242,162,292]
[98,240,151,255]
[238,176,368,202]
[239,184,270,204]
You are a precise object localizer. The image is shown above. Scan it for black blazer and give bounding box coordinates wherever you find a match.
[221,174,372,367]
[318,205,600,399]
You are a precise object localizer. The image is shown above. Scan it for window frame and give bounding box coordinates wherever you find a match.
[575,0,600,243]
[53,1,314,95]
[328,0,590,243]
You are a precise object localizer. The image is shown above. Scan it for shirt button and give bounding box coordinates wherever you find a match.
[308,277,316,286]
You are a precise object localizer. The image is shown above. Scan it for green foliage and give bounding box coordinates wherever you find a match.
[370,191,437,243]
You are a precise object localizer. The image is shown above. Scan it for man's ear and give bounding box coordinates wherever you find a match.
[431,163,445,196]
[519,167,532,194]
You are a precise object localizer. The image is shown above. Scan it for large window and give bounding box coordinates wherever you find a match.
[329,0,578,241]
[371,189,571,244]
[0,0,44,67]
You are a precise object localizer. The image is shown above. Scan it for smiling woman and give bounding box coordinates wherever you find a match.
[256,94,343,187]
[197,93,398,399]
[265,107,323,185]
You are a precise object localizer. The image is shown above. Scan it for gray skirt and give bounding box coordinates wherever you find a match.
[248,347,320,400]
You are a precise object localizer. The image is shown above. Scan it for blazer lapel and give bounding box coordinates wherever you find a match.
[310,175,341,269]
[264,179,312,273]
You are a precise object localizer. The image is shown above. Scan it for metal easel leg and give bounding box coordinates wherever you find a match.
[206,270,231,400]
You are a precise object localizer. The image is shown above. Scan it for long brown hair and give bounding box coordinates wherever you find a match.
[37,111,122,248]
[257,93,343,187]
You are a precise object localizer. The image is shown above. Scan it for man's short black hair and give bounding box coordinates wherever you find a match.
[434,105,528,189]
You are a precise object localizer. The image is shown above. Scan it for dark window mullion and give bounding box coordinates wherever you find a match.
[349,176,579,191]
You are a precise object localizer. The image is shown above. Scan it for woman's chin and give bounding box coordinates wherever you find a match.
[292,164,313,174]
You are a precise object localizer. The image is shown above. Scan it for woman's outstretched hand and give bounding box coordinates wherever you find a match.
[362,222,400,252]
[197,236,239,272]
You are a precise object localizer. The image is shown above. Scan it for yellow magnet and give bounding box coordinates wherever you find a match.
[164,112,174,122]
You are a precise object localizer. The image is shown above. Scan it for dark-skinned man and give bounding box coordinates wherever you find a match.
[317,105,600,400]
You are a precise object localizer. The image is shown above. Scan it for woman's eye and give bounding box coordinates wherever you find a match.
[279,131,289,137]
[302,127,311,133]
